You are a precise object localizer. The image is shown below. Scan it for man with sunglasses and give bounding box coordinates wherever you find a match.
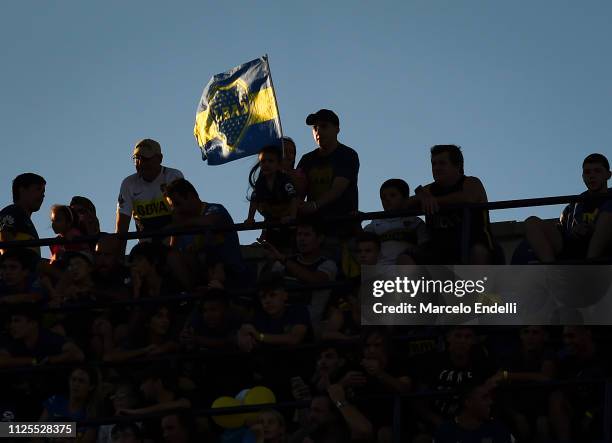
[116,139,183,246]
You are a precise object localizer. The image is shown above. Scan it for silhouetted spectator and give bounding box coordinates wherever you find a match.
[523,153,612,262]
[297,109,360,241]
[406,145,494,265]
[0,173,46,257]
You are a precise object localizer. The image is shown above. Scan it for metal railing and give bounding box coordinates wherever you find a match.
[1,192,611,251]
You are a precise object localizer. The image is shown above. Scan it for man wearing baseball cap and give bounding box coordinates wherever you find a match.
[116,139,184,244]
[297,109,360,239]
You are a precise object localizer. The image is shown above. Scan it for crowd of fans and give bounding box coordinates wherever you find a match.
[0,108,611,442]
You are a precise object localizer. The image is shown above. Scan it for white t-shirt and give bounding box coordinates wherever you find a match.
[117,167,184,231]
[364,216,428,265]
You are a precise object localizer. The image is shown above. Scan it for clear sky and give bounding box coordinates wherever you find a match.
[1,1,611,256]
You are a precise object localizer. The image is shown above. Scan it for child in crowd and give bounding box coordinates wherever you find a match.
[49,204,89,263]
[246,145,298,251]
[238,273,311,351]
[249,409,288,443]
[364,179,427,265]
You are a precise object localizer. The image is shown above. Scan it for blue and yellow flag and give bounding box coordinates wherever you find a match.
[194,55,282,165]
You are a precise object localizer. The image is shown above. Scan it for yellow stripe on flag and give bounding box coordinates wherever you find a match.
[248,86,278,124]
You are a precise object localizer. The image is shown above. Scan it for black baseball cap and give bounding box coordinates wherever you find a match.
[306,109,339,126]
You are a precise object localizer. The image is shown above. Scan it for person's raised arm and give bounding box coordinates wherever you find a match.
[116,179,133,254]
[116,213,131,234]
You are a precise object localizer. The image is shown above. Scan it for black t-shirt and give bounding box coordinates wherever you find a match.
[428,176,492,249]
[297,143,359,218]
[413,350,497,420]
[434,419,513,443]
[2,329,66,360]
[252,171,297,220]
[0,204,40,256]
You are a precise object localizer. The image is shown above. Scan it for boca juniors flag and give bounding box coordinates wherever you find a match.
[194,55,282,165]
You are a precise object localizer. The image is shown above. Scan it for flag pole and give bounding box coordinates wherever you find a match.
[263,54,286,157]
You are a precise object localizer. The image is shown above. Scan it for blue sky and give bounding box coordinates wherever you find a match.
[1,1,611,256]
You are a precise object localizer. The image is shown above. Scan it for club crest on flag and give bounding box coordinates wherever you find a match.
[208,79,250,154]
[194,56,282,165]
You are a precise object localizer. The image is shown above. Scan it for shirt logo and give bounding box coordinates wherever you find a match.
[133,198,171,219]
[0,215,15,230]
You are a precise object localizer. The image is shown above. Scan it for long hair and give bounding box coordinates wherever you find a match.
[247,145,283,201]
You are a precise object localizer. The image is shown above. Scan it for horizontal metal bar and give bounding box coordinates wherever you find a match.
[1,193,610,249]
